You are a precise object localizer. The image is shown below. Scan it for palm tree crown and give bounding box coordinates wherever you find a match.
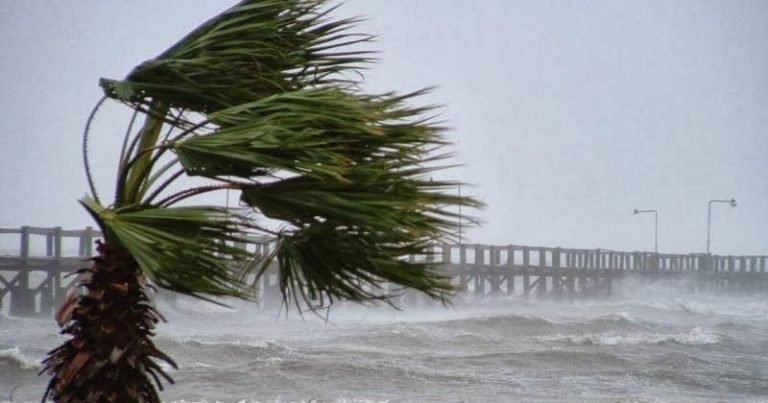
[42,1,480,401]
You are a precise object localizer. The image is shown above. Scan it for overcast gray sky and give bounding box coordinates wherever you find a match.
[1,1,766,255]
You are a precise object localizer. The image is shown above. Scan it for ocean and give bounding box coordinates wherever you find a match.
[2,281,767,403]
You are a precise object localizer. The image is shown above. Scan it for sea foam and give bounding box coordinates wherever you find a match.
[540,326,721,346]
[0,347,41,370]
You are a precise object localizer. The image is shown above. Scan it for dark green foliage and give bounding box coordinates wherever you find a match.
[83,0,480,307]
[101,0,372,112]
[45,1,480,400]
[82,197,257,299]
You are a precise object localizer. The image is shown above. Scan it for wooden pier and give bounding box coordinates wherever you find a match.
[1,226,767,316]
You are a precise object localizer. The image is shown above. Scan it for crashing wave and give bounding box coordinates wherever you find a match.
[539,326,721,346]
[0,347,41,370]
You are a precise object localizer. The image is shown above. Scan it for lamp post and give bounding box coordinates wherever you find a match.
[457,181,462,245]
[707,198,737,254]
[633,209,658,253]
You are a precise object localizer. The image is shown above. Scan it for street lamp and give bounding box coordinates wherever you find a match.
[457,181,462,245]
[706,198,737,254]
[633,209,658,253]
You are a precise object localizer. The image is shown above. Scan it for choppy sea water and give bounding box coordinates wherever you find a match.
[2,282,767,403]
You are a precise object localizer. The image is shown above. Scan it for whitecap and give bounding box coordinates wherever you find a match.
[0,346,42,370]
[539,326,720,346]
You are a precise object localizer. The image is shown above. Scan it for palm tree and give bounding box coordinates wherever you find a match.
[41,1,480,401]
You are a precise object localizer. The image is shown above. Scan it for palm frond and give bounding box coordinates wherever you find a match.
[241,169,480,308]
[265,222,454,309]
[240,170,477,231]
[82,196,259,300]
[100,0,373,113]
[171,87,445,181]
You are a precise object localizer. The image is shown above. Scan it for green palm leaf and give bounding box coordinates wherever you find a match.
[101,0,372,112]
[172,87,442,181]
[81,196,257,300]
[271,223,451,308]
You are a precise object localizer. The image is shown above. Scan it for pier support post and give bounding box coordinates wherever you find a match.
[474,245,486,297]
[522,247,531,299]
[10,226,34,317]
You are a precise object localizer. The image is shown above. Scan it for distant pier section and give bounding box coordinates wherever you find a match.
[1,226,767,317]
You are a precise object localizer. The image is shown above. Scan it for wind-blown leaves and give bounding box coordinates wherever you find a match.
[173,87,443,181]
[270,223,453,308]
[240,173,471,231]
[81,196,258,300]
[100,0,373,113]
[81,0,481,310]
[47,2,481,402]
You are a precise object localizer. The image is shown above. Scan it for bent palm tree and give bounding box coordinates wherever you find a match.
[41,1,480,401]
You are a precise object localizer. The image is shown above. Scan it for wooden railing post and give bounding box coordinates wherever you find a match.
[489,246,502,294]
[522,247,531,298]
[53,227,62,258]
[474,245,485,296]
[441,245,452,265]
[39,227,64,317]
[20,225,30,257]
[506,245,515,294]
[10,226,33,316]
[552,248,563,298]
[79,226,95,257]
[536,248,547,296]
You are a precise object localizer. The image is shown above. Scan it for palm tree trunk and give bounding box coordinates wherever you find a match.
[42,241,176,402]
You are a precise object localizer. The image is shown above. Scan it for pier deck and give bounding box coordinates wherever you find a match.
[2,226,766,316]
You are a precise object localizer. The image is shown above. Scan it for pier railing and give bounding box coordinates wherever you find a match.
[1,226,766,316]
